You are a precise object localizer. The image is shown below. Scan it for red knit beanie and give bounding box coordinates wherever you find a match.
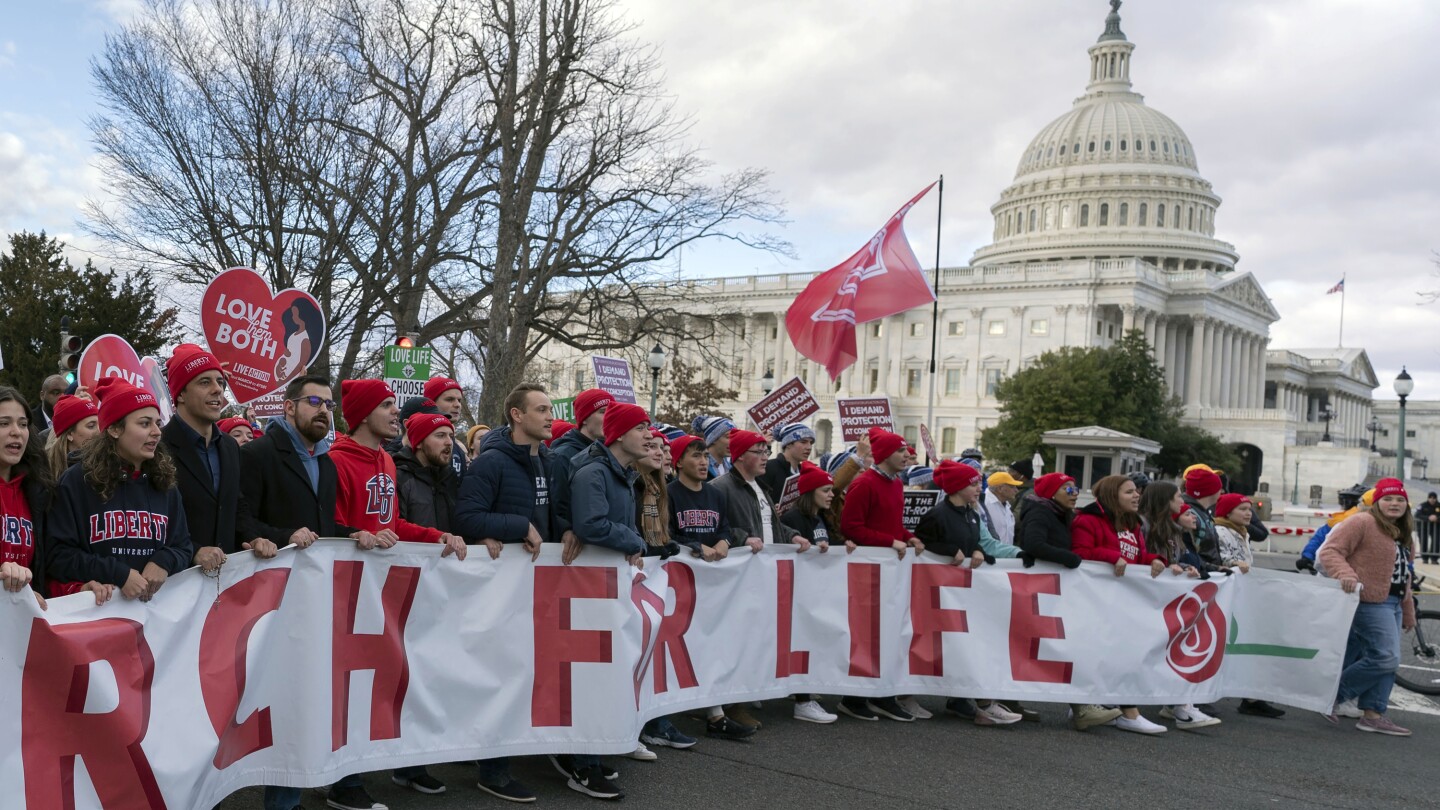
[93,378,160,431]
[575,388,616,426]
[1214,493,1251,519]
[217,417,252,436]
[1171,503,1193,521]
[1184,468,1223,499]
[1372,478,1407,502]
[407,413,452,449]
[166,343,224,400]
[546,419,575,447]
[933,459,980,495]
[602,402,649,446]
[51,394,98,437]
[422,377,462,402]
[670,434,703,468]
[341,379,395,429]
[796,461,834,494]
[729,429,767,463]
[1033,472,1075,500]
[868,427,906,465]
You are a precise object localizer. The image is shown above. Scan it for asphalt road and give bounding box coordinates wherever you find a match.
[217,552,1440,810]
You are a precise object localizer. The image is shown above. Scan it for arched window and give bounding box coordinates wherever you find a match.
[1014,212,1022,234]
[1188,206,1195,230]
[1074,141,1081,155]
[1138,202,1148,226]
[1088,140,1096,154]
[1006,214,1012,236]
[1136,139,1145,152]
[1061,204,1072,228]
[1099,203,1110,226]
[1060,144,1067,156]
[1163,141,1170,153]
[1044,204,1055,230]
[1119,202,1129,225]
[1104,139,1112,151]
[1120,139,1128,152]
[1173,205,1181,228]
[1080,204,1090,226]
[1029,208,1037,231]
[1149,139,1157,152]
[1156,204,1166,227]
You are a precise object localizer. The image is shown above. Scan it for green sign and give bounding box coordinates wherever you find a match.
[552,396,575,422]
[383,345,433,404]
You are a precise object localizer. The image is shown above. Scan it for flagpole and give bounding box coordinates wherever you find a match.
[924,175,944,463]
[1337,273,1345,348]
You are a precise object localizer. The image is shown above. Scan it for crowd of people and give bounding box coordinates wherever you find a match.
[0,348,1426,809]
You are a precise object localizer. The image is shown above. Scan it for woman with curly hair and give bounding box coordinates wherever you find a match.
[47,378,192,604]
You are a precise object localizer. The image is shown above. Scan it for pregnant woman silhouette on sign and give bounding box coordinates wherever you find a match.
[274,301,320,382]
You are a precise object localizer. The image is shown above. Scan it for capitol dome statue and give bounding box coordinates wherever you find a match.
[971,0,1239,272]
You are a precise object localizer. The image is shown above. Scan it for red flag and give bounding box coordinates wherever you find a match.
[786,183,938,380]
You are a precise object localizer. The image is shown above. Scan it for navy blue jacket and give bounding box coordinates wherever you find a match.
[569,442,645,555]
[47,464,193,588]
[456,426,572,543]
[550,429,596,465]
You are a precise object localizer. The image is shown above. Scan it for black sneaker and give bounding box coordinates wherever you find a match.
[568,765,623,800]
[1238,699,1286,718]
[997,700,1040,722]
[837,698,879,721]
[945,698,977,719]
[477,779,537,803]
[867,696,915,722]
[1196,703,1220,715]
[326,784,388,810]
[548,755,617,781]
[391,771,446,794]
[706,715,757,740]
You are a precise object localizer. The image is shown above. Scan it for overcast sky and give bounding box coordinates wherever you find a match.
[1,0,1437,398]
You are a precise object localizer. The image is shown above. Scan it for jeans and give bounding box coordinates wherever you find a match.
[1336,596,1403,714]
[476,757,512,787]
[263,774,362,810]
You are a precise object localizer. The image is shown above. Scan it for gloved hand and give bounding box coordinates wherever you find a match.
[658,541,682,560]
[1295,557,1315,573]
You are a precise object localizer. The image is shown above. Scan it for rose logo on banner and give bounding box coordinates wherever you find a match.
[1163,581,1226,683]
[201,267,327,405]
[78,334,174,423]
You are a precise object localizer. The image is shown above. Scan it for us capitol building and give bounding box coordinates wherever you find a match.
[537,3,1390,500]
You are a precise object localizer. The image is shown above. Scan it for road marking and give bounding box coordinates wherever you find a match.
[1389,687,1440,716]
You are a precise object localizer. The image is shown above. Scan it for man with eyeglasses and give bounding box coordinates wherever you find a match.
[160,344,274,574]
[707,429,809,731]
[239,374,391,810]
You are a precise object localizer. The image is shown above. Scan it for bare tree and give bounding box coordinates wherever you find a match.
[88,0,786,403]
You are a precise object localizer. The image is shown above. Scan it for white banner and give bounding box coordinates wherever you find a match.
[2,542,1357,809]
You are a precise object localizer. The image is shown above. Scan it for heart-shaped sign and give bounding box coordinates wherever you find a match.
[78,335,175,424]
[201,267,328,405]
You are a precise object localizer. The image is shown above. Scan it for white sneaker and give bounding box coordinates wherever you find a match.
[793,700,839,724]
[1334,699,1363,718]
[1114,713,1168,734]
[1171,705,1221,730]
[974,702,1022,726]
[897,697,933,720]
[625,742,658,761]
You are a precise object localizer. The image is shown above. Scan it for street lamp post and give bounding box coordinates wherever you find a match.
[1367,415,1381,453]
[760,370,775,395]
[1320,403,1335,443]
[1394,367,1414,479]
[646,343,666,415]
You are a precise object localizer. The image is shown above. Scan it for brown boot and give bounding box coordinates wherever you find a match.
[726,703,762,730]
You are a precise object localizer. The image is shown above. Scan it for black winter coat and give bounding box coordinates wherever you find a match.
[455,426,572,543]
[1017,494,1081,568]
[239,425,354,544]
[758,457,798,504]
[549,429,595,465]
[162,418,253,555]
[394,446,458,533]
[915,499,995,563]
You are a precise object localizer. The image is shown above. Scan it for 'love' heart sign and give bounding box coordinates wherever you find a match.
[200,267,327,405]
[78,334,175,424]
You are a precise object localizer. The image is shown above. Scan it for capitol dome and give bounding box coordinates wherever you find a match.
[970,2,1239,272]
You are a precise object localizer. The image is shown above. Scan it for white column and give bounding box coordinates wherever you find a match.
[877,317,893,394]
[1219,327,1234,408]
[1238,334,1251,410]
[774,313,788,381]
[1188,317,1207,408]
[1122,304,1136,334]
[1152,317,1169,390]
[1143,311,1157,348]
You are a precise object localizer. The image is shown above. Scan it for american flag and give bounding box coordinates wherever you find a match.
[1326,278,1345,295]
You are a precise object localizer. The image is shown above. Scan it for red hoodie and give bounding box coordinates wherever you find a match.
[330,434,442,543]
[0,473,34,569]
[1072,503,1163,565]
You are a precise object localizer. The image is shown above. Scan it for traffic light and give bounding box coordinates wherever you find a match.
[394,335,415,349]
[59,320,82,385]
